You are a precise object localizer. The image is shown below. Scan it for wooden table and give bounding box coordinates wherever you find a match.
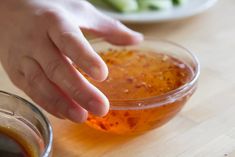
[1,0,235,156]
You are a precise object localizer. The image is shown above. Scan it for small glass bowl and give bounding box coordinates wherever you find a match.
[86,37,200,135]
[0,91,53,156]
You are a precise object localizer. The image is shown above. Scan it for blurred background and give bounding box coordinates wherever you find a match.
[1,0,235,156]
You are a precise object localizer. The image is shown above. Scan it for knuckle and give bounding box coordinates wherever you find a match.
[60,32,76,43]
[72,88,82,101]
[37,8,62,23]
[45,60,61,80]
[49,96,63,107]
[44,10,60,21]
[42,95,62,114]
[110,19,122,28]
[43,103,56,115]
[46,96,67,117]
[59,32,81,52]
[26,68,42,86]
[59,32,73,51]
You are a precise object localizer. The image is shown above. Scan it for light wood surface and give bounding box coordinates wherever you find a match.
[1,0,235,156]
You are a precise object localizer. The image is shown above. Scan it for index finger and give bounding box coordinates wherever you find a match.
[46,10,108,81]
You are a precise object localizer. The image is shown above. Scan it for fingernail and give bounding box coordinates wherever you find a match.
[91,67,107,81]
[88,100,109,116]
[132,31,143,36]
[91,67,100,77]
[68,108,87,123]
[132,32,144,41]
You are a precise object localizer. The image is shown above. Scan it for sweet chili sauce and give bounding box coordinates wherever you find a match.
[84,49,194,134]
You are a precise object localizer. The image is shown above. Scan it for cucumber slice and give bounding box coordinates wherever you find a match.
[138,0,172,10]
[88,0,110,9]
[89,0,109,8]
[172,0,187,6]
[104,0,138,13]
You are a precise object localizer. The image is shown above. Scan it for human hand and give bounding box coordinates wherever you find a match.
[0,0,143,122]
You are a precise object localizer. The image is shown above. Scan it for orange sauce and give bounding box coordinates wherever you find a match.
[85,49,194,134]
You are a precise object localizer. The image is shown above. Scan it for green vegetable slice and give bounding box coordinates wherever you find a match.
[104,0,139,12]
[138,0,173,10]
[172,0,188,6]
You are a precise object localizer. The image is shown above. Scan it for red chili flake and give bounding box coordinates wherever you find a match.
[126,77,134,83]
[106,59,115,64]
[135,84,142,88]
[99,122,108,130]
[124,112,130,117]
[111,112,116,116]
[176,81,182,87]
[127,117,139,129]
[115,122,119,125]
[110,123,114,127]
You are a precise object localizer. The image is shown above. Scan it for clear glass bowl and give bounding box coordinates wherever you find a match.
[86,38,200,135]
[0,91,53,156]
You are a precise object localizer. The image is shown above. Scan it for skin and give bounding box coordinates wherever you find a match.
[0,0,143,122]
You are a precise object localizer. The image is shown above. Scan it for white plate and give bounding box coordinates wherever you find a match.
[93,0,218,23]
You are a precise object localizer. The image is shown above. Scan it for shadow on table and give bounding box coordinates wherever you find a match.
[52,120,151,157]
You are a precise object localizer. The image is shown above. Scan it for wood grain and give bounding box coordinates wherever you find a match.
[0,0,235,156]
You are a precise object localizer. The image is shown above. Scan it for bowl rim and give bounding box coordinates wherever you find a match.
[0,90,53,157]
[90,37,200,109]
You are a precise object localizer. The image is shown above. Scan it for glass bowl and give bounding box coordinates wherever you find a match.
[86,37,200,135]
[0,91,53,156]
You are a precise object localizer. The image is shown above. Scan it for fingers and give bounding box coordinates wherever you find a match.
[46,10,108,81]
[82,20,143,45]
[19,57,88,123]
[73,1,143,45]
[32,39,109,116]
